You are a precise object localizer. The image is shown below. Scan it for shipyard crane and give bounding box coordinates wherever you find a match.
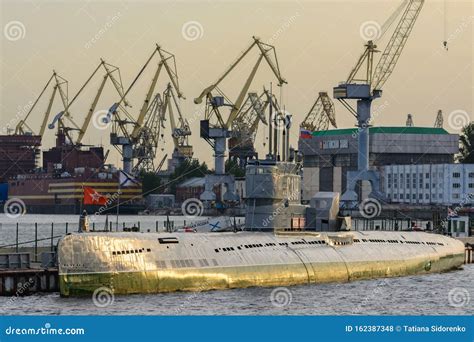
[14,71,68,140]
[106,44,184,174]
[228,89,283,166]
[133,83,192,174]
[194,36,286,202]
[229,92,267,165]
[132,93,166,173]
[300,92,337,132]
[48,60,128,146]
[434,110,444,128]
[334,0,424,204]
[162,83,192,169]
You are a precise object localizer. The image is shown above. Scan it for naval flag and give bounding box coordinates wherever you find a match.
[119,170,140,187]
[83,186,108,205]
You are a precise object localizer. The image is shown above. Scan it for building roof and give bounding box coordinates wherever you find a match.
[310,126,449,137]
[177,177,206,188]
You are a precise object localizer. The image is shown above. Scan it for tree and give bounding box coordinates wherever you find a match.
[458,122,474,163]
[139,171,162,195]
[225,158,246,177]
[168,158,209,194]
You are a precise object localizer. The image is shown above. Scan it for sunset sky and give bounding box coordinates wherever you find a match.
[1,0,472,167]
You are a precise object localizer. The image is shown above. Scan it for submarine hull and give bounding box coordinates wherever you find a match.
[58,231,465,296]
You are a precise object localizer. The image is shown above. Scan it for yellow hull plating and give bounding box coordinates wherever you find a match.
[58,231,465,297]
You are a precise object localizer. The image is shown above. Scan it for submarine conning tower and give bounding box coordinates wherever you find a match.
[245,159,307,231]
[245,158,350,232]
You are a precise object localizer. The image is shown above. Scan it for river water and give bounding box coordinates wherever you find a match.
[0,214,472,315]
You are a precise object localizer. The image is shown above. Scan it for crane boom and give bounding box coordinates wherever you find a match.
[76,74,109,144]
[194,39,258,105]
[301,92,336,131]
[14,72,55,135]
[39,85,58,137]
[194,36,286,106]
[372,0,424,91]
[131,63,163,138]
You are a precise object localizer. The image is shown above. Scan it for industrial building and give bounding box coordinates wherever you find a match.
[0,135,41,183]
[381,163,474,206]
[298,126,459,201]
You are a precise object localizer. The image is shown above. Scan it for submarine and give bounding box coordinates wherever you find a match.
[57,158,465,297]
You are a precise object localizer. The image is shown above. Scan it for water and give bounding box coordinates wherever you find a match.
[0,214,243,248]
[0,214,472,315]
[1,265,472,315]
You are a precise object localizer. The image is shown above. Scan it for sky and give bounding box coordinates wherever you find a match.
[1,0,472,168]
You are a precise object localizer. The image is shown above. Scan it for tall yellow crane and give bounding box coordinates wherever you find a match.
[132,83,191,174]
[300,92,336,132]
[194,36,286,202]
[132,93,166,173]
[334,0,424,204]
[48,59,127,145]
[14,71,68,139]
[106,44,184,173]
[229,89,283,166]
[163,83,192,162]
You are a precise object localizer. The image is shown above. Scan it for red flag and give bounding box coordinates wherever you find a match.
[83,186,108,205]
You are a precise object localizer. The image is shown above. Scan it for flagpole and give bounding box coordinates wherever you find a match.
[116,182,120,232]
[80,183,84,214]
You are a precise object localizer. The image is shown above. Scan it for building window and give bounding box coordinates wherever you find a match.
[439,194,442,199]
[453,183,461,189]
[419,194,423,199]
[452,194,460,199]
[425,194,429,200]
[469,172,474,178]
[412,194,416,200]
[469,183,474,188]
[394,193,398,199]
[432,183,436,188]
[425,173,430,178]
[453,172,460,178]
[425,183,429,189]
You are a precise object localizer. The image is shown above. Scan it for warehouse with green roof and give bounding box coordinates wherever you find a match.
[298,126,459,201]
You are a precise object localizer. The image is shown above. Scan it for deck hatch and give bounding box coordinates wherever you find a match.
[158,237,179,244]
